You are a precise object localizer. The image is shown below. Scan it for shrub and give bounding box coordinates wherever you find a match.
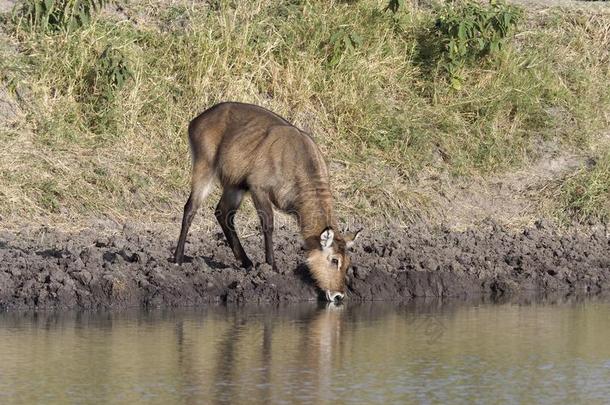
[327,27,363,67]
[86,46,131,103]
[15,0,108,31]
[434,0,522,87]
[81,45,131,132]
[385,0,404,13]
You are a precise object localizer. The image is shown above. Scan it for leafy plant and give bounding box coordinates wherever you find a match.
[87,46,131,102]
[16,0,108,31]
[81,45,131,132]
[327,27,363,66]
[385,0,405,13]
[434,0,522,88]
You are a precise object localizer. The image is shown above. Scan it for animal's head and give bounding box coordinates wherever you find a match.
[306,227,361,303]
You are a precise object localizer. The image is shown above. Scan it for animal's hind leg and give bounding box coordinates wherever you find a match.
[251,188,276,271]
[215,186,252,269]
[174,162,213,264]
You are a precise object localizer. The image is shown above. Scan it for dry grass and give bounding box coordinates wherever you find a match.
[554,147,610,223]
[0,0,609,228]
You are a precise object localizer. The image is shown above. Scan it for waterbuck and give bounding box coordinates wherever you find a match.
[173,102,360,302]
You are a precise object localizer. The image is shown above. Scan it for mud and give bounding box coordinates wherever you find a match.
[0,219,609,309]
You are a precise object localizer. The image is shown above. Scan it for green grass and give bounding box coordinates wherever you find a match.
[0,0,609,224]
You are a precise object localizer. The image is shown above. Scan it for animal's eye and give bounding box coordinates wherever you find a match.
[331,258,339,266]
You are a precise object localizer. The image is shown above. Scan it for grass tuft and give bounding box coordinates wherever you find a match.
[557,149,610,223]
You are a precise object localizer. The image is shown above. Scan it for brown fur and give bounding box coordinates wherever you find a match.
[174,102,358,299]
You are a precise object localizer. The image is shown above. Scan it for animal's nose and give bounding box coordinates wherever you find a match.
[326,291,345,302]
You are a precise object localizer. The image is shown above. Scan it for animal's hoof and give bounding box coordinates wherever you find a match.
[242,259,253,269]
[256,263,274,273]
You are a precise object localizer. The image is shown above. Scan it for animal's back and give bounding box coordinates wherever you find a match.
[188,102,330,211]
[187,102,291,165]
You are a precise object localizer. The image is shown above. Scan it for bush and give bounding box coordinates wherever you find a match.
[434,0,522,87]
[85,46,131,103]
[81,45,132,132]
[327,28,363,67]
[15,0,108,31]
[385,0,404,13]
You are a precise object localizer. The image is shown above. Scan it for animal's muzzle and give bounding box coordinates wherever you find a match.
[325,291,345,302]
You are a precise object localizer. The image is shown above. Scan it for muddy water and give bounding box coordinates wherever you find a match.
[0,299,609,404]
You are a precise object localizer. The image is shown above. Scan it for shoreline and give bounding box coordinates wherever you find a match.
[1,219,608,310]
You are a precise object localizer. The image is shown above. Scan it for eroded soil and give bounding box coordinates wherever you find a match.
[0,220,608,309]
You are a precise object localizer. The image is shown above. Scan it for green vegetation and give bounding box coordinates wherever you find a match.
[15,0,109,31]
[433,0,522,88]
[558,149,610,222]
[0,0,609,224]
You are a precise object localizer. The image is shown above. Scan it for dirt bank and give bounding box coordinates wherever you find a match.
[0,219,608,310]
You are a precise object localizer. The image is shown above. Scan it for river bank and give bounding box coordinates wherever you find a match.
[1,219,608,309]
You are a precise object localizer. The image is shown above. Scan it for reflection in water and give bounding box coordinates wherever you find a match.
[293,303,346,403]
[213,314,246,404]
[0,296,609,403]
[205,303,348,404]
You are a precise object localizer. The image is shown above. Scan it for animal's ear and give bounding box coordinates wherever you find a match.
[344,228,362,248]
[320,228,334,249]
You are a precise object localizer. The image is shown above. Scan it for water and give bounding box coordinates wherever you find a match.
[0,298,609,404]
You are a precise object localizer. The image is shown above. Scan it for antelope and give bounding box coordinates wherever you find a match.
[173,102,361,302]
